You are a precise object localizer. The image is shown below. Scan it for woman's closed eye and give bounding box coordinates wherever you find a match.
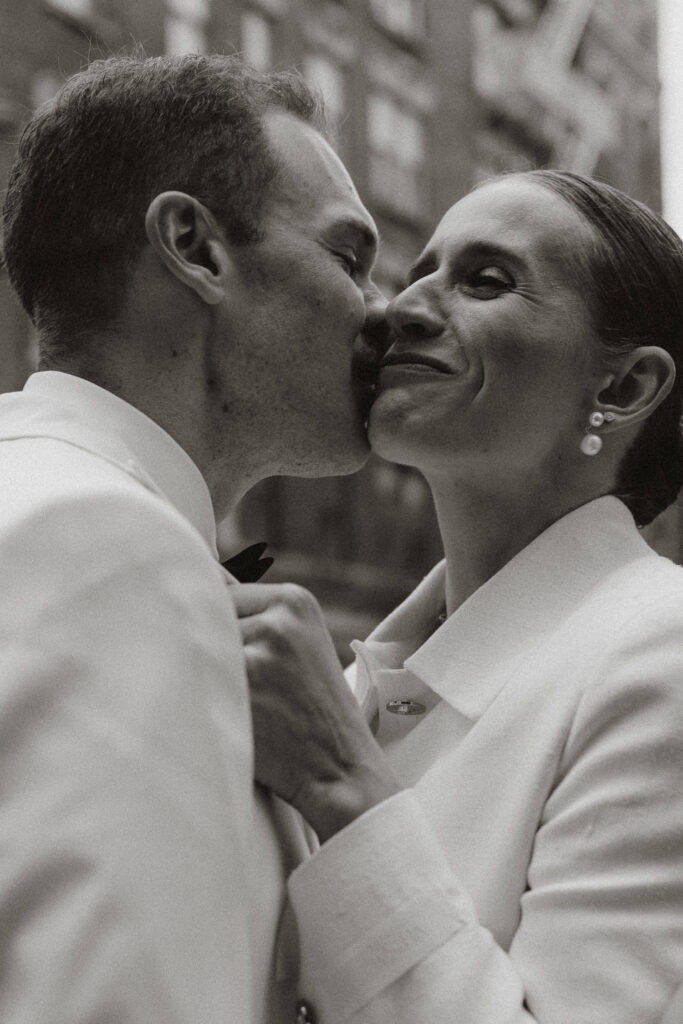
[465,266,514,297]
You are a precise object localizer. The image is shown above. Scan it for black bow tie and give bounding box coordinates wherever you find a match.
[222,541,274,582]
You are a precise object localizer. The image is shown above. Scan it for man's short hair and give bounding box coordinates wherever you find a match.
[2,53,325,348]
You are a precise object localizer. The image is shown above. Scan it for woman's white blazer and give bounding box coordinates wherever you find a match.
[287,497,683,1024]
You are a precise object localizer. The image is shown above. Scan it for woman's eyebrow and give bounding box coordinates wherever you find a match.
[406,253,438,285]
[407,240,528,285]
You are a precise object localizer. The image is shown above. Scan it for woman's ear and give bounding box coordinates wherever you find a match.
[144,191,231,305]
[596,346,676,432]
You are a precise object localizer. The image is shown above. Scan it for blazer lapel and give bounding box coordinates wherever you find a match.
[406,498,653,722]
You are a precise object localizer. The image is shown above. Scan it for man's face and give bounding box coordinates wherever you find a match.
[210,110,385,481]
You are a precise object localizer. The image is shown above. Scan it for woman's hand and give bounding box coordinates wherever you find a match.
[232,583,401,843]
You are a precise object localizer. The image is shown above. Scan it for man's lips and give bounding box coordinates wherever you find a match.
[380,352,455,374]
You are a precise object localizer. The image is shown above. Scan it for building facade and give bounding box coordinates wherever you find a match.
[0,0,677,653]
[472,0,661,201]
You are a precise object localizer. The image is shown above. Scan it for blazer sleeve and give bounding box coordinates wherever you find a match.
[0,487,255,1024]
[288,592,683,1024]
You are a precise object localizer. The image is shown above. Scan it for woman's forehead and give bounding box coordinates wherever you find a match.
[432,177,596,261]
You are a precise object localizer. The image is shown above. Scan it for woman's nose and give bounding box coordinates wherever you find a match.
[386,285,442,341]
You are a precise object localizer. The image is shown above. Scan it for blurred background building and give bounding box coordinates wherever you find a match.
[0,0,678,656]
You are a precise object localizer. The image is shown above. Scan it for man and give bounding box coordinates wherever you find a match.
[0,53,385,1023]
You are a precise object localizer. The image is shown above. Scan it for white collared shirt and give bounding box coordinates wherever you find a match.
[7,370,218,553]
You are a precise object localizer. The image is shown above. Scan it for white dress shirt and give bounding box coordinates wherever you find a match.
[288,497,683,1023]
[0,371,304,1024]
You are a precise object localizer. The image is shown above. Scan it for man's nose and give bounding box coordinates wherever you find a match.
[363,282,388,329]
[386,284,442,342]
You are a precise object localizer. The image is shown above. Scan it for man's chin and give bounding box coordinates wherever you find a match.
[285,425,370,478]
[321,433,371,476]
[289,452,370,480]
[338,442,371,475]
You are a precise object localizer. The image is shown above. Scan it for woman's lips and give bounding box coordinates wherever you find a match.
[380,353,456,374]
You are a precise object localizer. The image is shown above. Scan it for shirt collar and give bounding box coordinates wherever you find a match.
[2,371,218,556]
[355,497,652,721]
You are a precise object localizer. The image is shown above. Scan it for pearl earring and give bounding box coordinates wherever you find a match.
[580,410,615,456]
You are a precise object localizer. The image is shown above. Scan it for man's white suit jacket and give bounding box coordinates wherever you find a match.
[0,371,312,1024]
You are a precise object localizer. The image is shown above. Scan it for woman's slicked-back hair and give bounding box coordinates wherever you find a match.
[519,169,683,527]
[1,52,326,347]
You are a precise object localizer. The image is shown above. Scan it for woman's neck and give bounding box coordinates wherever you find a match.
[428,475,597,615]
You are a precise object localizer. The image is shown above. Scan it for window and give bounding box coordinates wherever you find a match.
[370,0,426,41]
[164,0,210,55]
[303,53,346,130]
[241,10,273,70]
[480,0,544,28]
[367,92,426,217]
[247,0,286,14]
[474,109,551,180]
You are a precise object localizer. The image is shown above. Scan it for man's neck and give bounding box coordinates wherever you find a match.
[43,354,244,519]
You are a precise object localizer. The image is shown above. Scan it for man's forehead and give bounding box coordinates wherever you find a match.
[264,109,348,175]
[264,110,372,226]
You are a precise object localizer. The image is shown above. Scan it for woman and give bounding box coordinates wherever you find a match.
[235,170,683,1024]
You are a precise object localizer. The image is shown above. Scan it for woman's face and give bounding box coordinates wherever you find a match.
[370,177,609,487]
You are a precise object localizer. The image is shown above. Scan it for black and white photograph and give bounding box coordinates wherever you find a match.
[0,1,682,1021]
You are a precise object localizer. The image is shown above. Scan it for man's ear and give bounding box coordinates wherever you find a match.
[595,346,676,432]
[145,191,231,305]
